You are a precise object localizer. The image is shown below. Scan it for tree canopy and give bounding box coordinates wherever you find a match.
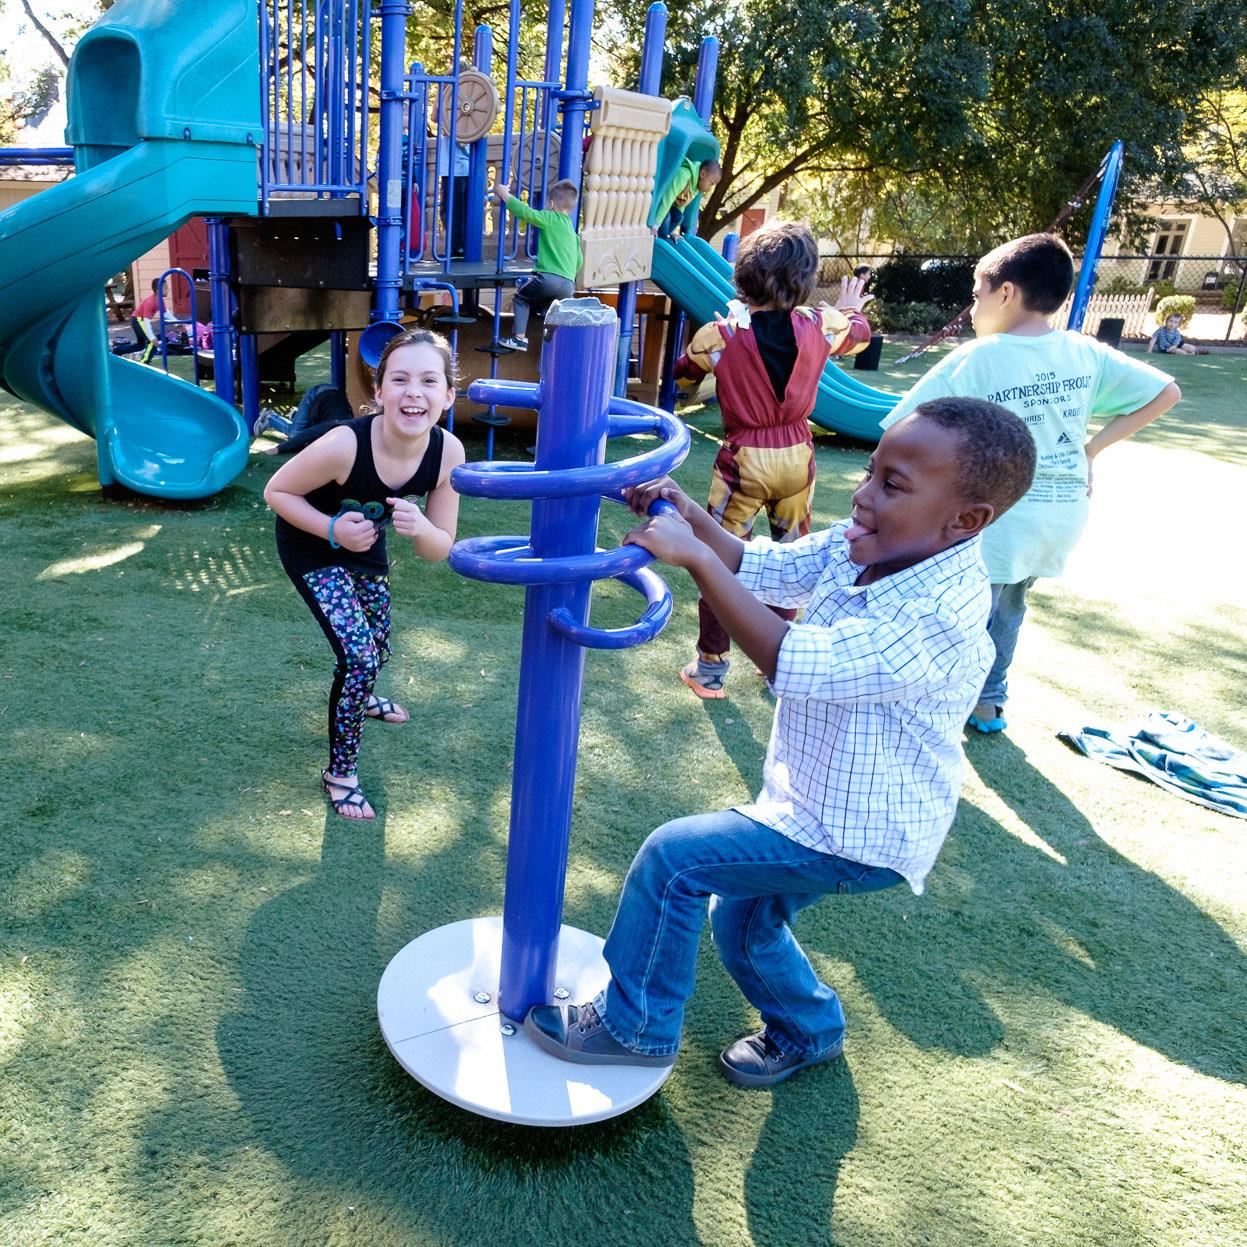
[7,0,1245,258]
[599,0,1247,251]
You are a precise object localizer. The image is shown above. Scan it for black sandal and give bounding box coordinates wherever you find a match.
[365,694,408,724]
[322,770,374,819]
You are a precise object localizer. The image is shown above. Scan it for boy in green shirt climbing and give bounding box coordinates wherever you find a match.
[491,177,583,352]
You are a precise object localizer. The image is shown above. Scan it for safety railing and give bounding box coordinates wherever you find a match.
[258,0,371,209]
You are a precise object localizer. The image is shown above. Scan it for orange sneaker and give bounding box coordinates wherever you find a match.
[680,659,728,699]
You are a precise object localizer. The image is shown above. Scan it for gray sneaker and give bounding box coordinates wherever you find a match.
[497,335,529,352]
[524,1001,677,1067]
[718,1030,843,1088]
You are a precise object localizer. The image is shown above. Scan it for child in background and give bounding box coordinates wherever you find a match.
[115,278,165,357]
[882,233,1181,733]
[491,178,583,352]
[525,399,1037,1086]
[1148,313,1208,355]
[436,132,471,259]
[133,277,162,324]
[655,158,722,239]
[264,330,465,820]
[674,221,873,699]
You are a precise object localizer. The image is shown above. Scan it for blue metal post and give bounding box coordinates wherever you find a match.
[557,0,594,184]
[330,330,347,391]
[612,2,667,397]
[326,0,344,191]
[438,0,466,270]
[686,37,719,239]
[658,300,685,413]
[449,303,691,1028]
[638,2,666,94]
[1068,141,1125,333]
[722,231,739,262]
[496,312,616,1020]
[206,217,236,402]
[544,0,566,84]
[374,0,410,325]
[693,37,719,122]
[493,0,522,274]
[655,33,720,408]
[239,333,261,434]
[544,0,567,213]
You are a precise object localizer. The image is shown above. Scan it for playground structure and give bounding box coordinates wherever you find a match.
[0,0,903,500]
[378,299,689,1125]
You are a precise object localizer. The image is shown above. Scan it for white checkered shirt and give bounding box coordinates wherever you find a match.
[734,522,993,893]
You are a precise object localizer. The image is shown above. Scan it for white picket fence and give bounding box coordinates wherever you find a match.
[1050,288,1156,339]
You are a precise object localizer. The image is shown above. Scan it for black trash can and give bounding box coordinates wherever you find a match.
[1095,317,1125,350]
[854,332,885,370]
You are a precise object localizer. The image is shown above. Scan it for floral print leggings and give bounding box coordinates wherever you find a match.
[293,566,392,776]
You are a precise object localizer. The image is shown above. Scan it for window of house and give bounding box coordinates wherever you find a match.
[1229,218,1247,262]
[1220,217,1247,286]
[1147,220,1189,282]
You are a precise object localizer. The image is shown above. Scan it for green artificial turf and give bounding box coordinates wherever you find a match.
[1,344,1245,1247]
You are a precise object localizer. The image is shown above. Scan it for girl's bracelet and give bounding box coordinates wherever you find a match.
[327,515,340,549]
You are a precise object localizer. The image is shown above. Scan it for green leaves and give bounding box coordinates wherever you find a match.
[598,0,1247,249]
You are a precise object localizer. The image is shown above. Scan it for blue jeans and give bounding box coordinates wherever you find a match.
[979,577,1037,709]
[595,810,904,1059]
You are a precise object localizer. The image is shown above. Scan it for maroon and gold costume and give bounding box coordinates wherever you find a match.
[675,303,871,657]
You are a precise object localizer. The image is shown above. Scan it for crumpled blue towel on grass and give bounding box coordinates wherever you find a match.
[1058,710,1247,819]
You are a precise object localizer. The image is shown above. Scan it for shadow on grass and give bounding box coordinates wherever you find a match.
[206,660,700,1242]
[1028,590,1247,743]
[5,392,1244,1242]
[1131,353,1247,466]
[195,601,708,1227]
[701,693,767,796]
[821,734,1246,1083]
[744,1062,859,1247]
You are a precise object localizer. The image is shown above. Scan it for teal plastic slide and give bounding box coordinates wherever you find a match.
[649,236,899,443]
[648,98,720,234]
[0,0,260,499]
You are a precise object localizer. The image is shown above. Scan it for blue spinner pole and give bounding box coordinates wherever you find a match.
[450,299,690,1022]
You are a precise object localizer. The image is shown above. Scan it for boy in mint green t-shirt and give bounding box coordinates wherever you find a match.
[491,178,582,352]
[881,233,1181,733]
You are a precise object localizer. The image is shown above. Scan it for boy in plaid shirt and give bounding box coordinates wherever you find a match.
[526,397,1036,1087]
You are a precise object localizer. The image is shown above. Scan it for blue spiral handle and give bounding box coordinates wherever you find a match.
[450,385,689,649]
[453,392,689,503]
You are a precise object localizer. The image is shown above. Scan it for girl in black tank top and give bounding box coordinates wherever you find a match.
[263,331,466,820]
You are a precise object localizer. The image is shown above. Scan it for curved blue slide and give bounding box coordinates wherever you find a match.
[650,235,898,442]
[0,0,260,499]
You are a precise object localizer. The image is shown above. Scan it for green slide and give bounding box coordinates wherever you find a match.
[650,235,898,443]
[0,0,260,498]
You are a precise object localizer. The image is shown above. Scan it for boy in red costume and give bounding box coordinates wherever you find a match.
[674,222,873,697]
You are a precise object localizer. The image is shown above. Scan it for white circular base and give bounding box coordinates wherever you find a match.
[377,916,672,1126]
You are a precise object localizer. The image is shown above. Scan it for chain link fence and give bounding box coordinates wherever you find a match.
[816,252,1247,343]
